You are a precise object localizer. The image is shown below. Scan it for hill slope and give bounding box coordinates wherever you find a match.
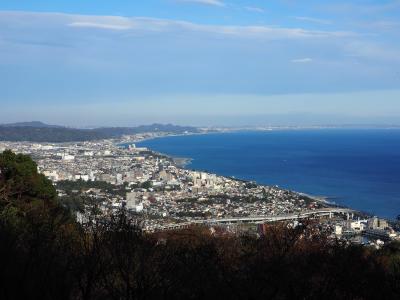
[0,122,199,142]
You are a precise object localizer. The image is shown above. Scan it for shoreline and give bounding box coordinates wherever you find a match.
[119,132,344,210]
[297,192,333,205]
[118,130,394,220]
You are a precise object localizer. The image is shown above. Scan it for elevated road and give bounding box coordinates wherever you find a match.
[148,207,355,232]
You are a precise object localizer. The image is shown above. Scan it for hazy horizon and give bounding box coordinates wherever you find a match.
[3,115,400,129]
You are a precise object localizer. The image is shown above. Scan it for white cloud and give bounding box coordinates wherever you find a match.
[67,16,356,39]
[294,16,332,25]
[1,10,400,119]
[0,11,355,41]
[68,22,132,30]
[170,22,351,39]
[291,58,313,63]
[177,0,225,7]
[245,6,265,13]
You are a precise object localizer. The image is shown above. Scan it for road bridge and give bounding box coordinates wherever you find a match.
[147,208,355,232]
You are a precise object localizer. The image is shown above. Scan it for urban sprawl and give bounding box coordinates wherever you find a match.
[1,131,398,248]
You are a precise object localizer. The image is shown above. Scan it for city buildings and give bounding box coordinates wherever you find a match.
[1,132,398,245]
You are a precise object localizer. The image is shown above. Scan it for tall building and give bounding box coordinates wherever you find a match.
[126,192,143,212]
[368,217,388,230]
[126,192,137,210]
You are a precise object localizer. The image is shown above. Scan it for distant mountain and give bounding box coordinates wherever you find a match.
[0,122,199,142]
[0,121,64,128]
[0,127,104,143]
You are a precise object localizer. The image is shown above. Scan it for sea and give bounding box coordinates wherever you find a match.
[136,129,400,220]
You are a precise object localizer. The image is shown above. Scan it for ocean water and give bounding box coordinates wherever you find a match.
[137,130,400,219]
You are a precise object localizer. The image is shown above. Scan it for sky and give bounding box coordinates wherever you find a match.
[0,0,400,127]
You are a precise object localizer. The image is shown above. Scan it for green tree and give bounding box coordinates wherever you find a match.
[141,181,152,189]
[0,150,60,225]
[0,150,56,202]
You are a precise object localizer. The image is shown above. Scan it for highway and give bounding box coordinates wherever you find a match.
[147,207,355,232]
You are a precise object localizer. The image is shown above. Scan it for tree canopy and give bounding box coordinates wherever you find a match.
[0,150,55,199]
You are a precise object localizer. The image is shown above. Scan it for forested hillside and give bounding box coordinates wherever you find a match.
[0,123,199,142]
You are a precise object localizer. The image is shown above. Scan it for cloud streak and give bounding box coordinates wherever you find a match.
[68,22,132,30]
[245,6,265,13]
[177,0,225,7]
[294,16,332,25]
[0,9,399,111]
[291,58,313,63]
[0,10,350,41]
[56,13,355,40]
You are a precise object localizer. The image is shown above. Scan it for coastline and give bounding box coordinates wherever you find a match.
[297,192,332,205]
[119,131,345,211]
[118,129,400,219]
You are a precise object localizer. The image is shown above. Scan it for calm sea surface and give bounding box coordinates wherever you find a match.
[137,130,400,219]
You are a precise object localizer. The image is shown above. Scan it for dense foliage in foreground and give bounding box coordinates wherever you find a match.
[1,150,400,300]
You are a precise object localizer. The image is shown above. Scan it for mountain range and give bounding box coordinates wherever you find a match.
[0,122,199,142]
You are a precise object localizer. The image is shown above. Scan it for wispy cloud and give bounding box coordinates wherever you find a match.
[294,16,332,25]
[0,12,390,65]
[1,11,400,119]
[0,11,356,42]
[68,22,132,30]
[96,20,351,39]
[177,0,225,7]
[245,6,265,13]
[65,16,354,40]
[291,58,313,63]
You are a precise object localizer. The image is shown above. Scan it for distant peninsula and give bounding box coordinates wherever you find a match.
[0,122,200,143]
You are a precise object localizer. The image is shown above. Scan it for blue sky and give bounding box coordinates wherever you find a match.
[0,0,400,126]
